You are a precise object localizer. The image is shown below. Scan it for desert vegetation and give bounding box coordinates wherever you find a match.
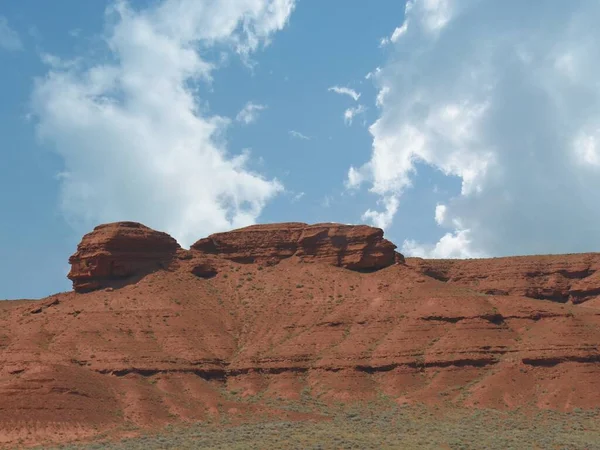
[42,398,600,449]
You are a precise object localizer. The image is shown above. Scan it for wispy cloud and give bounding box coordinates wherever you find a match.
[365,67,381,80]
[321,195,333,208]
[328,86,360,101]
[289,130,310,140]
[344,104,366,125]
[236,101,267,125]
[291,191,305,203]
[31,0,295,247]
[0,16,23,51]
[380,22,409,46]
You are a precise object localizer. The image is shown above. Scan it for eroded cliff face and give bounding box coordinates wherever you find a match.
[406,254,600,306]
[68,222,401,293]
[3,221,600,447]
[192,222,402,270]
[67,222,181,292]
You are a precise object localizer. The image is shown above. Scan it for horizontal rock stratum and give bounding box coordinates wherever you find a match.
[68,221,402,292]
[406,253,600,306]
[2,221,600,447]
[68,222,181,292]
[191,222,402,268]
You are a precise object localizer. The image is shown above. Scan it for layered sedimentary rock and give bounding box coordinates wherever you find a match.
[406,253,600,305]
[3,255,600,448]
[68,222,400,293]
[67,222,180,292]
[192,222,401,270]
[3,222,600,447]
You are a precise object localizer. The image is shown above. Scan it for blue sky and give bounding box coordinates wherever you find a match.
[2,0,600,299]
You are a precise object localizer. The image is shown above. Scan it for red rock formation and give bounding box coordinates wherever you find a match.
[4,221,600,447]
[192,222,400,270]
[406,253,600,305]
[67,222,180,292]
[4,254,600,448]
[68,222,400,293]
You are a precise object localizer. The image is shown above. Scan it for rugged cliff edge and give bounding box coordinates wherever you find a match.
[406,254,600,306]
[68,221,401,292]
[68,222,181,292]
[2,222,600,447]
[192,222,402,269]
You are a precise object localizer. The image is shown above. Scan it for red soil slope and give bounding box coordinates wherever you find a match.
[1,222,600,447]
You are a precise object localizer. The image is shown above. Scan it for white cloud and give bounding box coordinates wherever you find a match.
[365,67,380,80]
[417,0,453,33]
[328,86,360,101]
[402,229,482,259]
[321,195,333,208]
[39,53,81,70]
[352,0,600,257]
[289,130,310,140]
[346,166,365,189]
[330,86,364,126]
[291,191,304,202]
[361,195,399,230]
[434,203,446,225]
[0,16,23,51]
[31,0,295,247]
[573,128,600,167]
[343,104,366,125]
[380,21,408,46]
[375,86,390,108]
[236,101,266,125]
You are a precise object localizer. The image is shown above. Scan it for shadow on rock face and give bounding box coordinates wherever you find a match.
[68,221,404,293]
[68,222,180,293]
[190,262,218,279]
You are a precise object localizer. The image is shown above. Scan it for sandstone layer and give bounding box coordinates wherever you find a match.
[69,222,399,294]
[68,222,180,292]
[192,222,401,270]
[406,254,600,306]
[2,222,600,447]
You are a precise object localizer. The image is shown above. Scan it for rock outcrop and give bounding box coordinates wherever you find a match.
[406,253,600,305]
[68,222,401,293]
[4,222,600,447]
[5,251,600,446]
[67,222,180,292]
[192,222,401,270]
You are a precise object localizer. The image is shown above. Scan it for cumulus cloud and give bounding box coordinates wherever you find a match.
[402,229,483,259]
[351,0,600,258]
[0,16,23,51]
[236,101,266,125]
[31,0,295,247]
[362,195,399,230]
[289,130,310,140]
[328,86,361,102]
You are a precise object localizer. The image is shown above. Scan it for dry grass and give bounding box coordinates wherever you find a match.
[43,399,600,450]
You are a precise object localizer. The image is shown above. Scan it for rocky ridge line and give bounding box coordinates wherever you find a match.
[406,254,600,305]
[68,221,401,292]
